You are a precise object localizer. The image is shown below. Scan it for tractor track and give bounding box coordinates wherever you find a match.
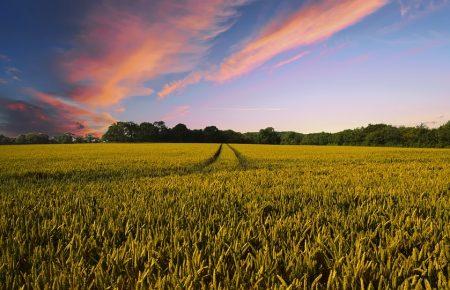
[197,144,223,168]
[227,144,249,169]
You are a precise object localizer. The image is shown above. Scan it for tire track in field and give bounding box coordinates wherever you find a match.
[227,144,249,169]
[196,144,223,169]
[2,144,224,183]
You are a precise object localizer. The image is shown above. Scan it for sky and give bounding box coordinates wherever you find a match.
[0,0,449,136]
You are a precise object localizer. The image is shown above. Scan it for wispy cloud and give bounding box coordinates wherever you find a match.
[208,107,285,112]
[162,105,191,121]
[272,51,310,69]
[158,71,203,99]
[399,0,449,18]
[380,0,450,33]
[209,0,387,82]
[5,66,21,81]
[0,78,7,85]
[62,0,250,107]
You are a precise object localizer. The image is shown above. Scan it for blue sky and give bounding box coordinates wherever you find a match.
[0,0,449,136]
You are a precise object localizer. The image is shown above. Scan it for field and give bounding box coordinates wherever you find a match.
[0,143,449,289]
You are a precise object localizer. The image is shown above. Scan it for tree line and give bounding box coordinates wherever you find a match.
[1,120,449,147]
[0,132,101,145]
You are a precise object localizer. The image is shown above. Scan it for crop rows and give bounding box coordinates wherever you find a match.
[0,143,449,289]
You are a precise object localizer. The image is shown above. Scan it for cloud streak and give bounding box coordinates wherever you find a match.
[209,0,387,82]
[5,66,21,81]
[272,51,310,69]
[158,71,203,99]
[208,107,284,112]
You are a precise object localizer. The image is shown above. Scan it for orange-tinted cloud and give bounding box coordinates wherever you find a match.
[210,0,387,82]
[158,71,203,99]
[162,105,191,121]
[63,0,250,107]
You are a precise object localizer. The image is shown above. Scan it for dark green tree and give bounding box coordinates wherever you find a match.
[103,122,139,142]
[14,133,50,144]
[280,132,303,145]
[437,121,450,147]
[54,132,75,144]
[258,127,281,144]
[203,126,222,143]
[139,122,159,142]
[0,134,13,144]
[171,123,190,142]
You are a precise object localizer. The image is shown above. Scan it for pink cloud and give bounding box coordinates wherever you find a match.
[6,102,27,112]
[209,0,387,82]
[62,0,250,107]
[114,107,126,113]
[158,71,203,99]
[29,89,115,135]
[162,105,191,121]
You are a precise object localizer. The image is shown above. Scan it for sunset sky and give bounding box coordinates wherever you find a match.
[1,0,449,136]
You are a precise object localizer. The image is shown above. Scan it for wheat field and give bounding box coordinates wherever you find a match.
[0,144,449,289]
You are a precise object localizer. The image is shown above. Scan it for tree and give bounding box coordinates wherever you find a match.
[14,133,50,144]
[203,126,222,143]
[171,123,190,142]
[139,122,159,142]
[54,132,75,144]
[333,129,359,145]
[301,132,333,145]
[0,134,13,144]
[153,121,169,141]
[85,134,100,143]
[364,124,402,146]
[222,130,247,144]
[437,121,450,147]
[258,127,281,144]
[102,122,139,142]
[75,136,86,143]
[280,132,303,145]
